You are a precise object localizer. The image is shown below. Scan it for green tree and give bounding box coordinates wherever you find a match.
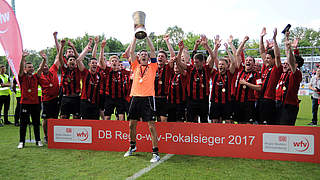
[289,27,320,56]
[244,39,260,57]
[165,26,184,48]
[105,37,125,54]
[0,56,8,66]
[24,50,42,70]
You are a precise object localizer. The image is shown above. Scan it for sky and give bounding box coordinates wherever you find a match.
[1,0,320,56]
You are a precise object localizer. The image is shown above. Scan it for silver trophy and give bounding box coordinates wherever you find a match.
[132,11,147,39]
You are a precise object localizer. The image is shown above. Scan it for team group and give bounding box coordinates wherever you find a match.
[12,27,303,161]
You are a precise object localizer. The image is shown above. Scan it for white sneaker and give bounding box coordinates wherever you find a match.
[17,142,24,149]
[124,146,136,157]
[36,141,43,147]
[43,137,48,144]
[150,154,160,163]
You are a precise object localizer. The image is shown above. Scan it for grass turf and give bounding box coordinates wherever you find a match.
[0,95,319,179]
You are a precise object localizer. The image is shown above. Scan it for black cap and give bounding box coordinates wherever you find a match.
[282,24,291,34]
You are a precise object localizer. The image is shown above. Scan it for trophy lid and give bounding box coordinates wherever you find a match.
[132,11,146,25]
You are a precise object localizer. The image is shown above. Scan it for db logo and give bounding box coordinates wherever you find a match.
[76,129,89,141]
[293,138,310,152]
[66,128,72,133]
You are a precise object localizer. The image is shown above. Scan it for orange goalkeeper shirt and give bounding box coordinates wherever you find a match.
[130,59,158,97]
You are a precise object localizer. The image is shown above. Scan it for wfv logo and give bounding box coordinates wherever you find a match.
[293,138,310,152]
[0,12,10,24]
[76,129,89,141]
[0,12,10,34]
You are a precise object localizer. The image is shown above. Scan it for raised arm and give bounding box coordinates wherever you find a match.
[228,35,237,56]
[273,28,281,68]
[285,32,296,73]
[236,36,249,68]
[92,36,99,59]
[53,32,60,52]
[37,51,47,77]
[201,35,214,67]
[176,40,187,70]
[58,39,66,67]
[163,34,175,58]
[146,36,156,59]
[77,38,93,72]
[292,38,299,51]
[129,36,137,64]
[68,40,79,58]
[207,35,221,68]
[19,51,29,77]
[182,47,190,64]
[99,39,107,69]
[193,38,201,52]
[191,38,201,62]
[260,27,267,65]
[122,44,131,59]
[53,53,60,68]
[224,43,236,74]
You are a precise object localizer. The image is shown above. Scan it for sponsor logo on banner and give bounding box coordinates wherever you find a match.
[54,126,92,143]
[0,0,23,87]
[263,133,314,155]
[48,120,320,163]
[0,11,10,34]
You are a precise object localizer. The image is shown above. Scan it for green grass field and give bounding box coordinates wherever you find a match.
[0,96,319,180]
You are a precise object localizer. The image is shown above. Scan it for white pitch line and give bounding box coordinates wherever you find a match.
[126,154,174,180]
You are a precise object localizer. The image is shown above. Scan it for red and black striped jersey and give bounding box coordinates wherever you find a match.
[234,67,260,102]
[260,64,283,100]
[61,65,81,96]
[186,64,211,100]
[123,70,133,102]
[276,69,302,106]
[154,64,173,96]
[80,68,102,104]
[100,67,130,99]
[168,72,187,104]
[210,69,234,104]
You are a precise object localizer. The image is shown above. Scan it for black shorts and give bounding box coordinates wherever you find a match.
[155,97,168,117]
[234,101,256,123]
[186,99,209,123]
[278,104,299,126]
[209,102,232,120]
[167,102,186,122]
[104,96,127,116]
[60,96,80,117]
[127,96,156,122]
[42,97,59,119]
[123,98,130,114]
[258,98,276,124]
[99,94,105,110]
[80,100,100,120]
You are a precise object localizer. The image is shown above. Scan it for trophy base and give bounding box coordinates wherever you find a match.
[135,31,147,39]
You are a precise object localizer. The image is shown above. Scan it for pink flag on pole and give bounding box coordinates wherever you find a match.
[0,0,23,85]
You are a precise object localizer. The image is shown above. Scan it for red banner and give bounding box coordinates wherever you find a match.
[0,0,23,84]
[48,119,320,163]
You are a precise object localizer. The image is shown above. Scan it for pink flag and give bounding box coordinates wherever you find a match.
[0,0,23,85]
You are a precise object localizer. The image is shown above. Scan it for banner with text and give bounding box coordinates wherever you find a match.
[0,0,23,85]
[48,119,320,163]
